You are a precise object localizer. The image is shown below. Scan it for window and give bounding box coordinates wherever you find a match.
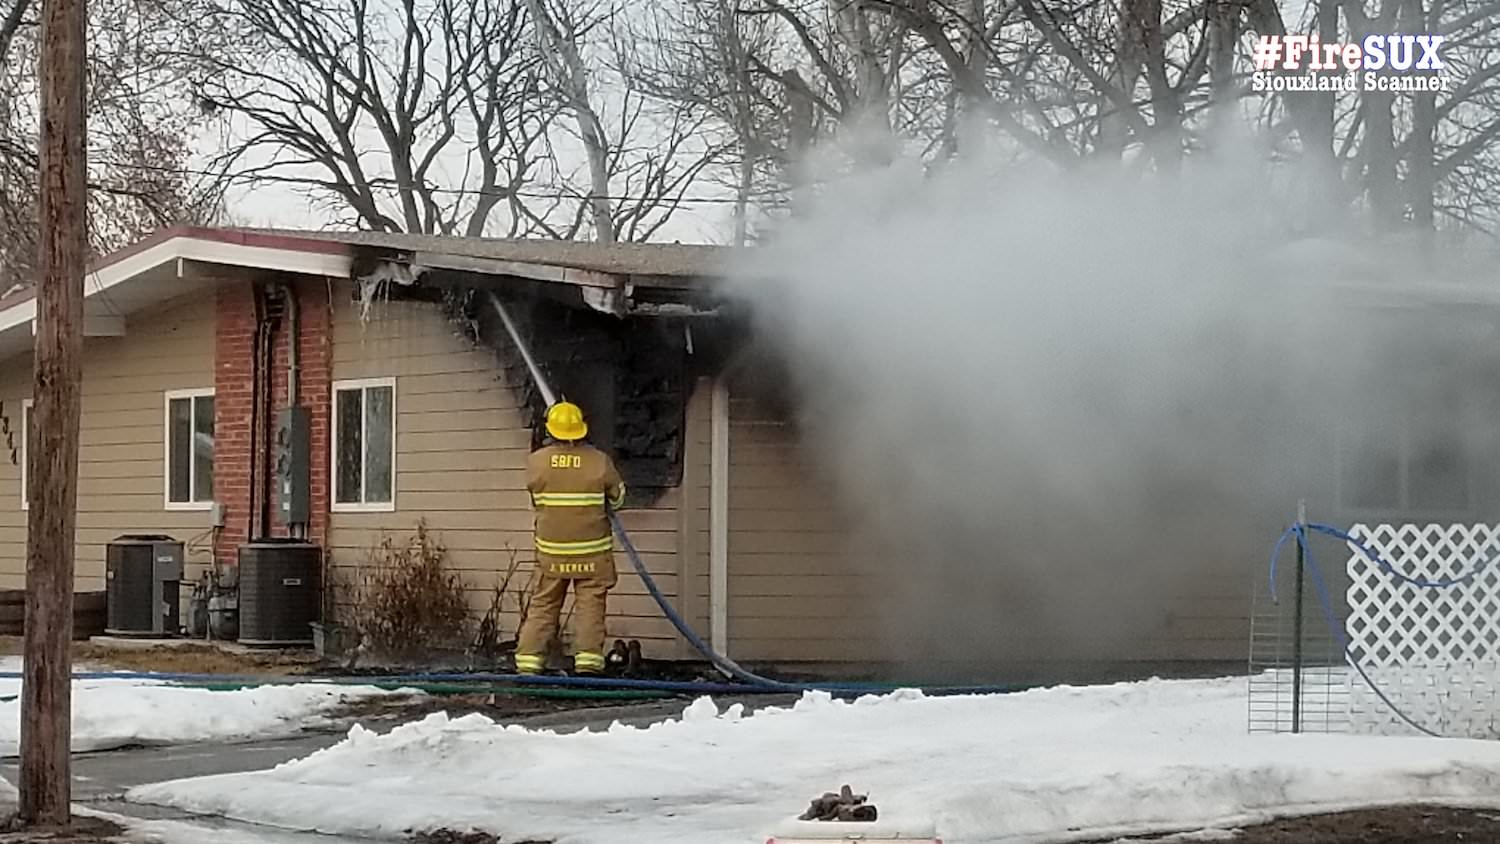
[332,378,395,511]
[18,399,31,510]
[1336,340,1472,516]
[1339,425,1471,515]
[165,389,215,510]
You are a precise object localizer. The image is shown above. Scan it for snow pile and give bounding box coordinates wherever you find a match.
[125,675,1500,844]
[0,657,404,755]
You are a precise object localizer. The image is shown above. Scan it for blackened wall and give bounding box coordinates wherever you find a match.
[454,286,694,506]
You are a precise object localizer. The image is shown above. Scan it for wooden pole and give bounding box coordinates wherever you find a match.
[20,0,87,827]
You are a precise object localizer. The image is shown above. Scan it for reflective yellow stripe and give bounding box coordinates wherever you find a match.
[608,485,626,509]
[575,652,605,670]
[535,536,614,556]
[533,492,607,507]
[515,654,544,673]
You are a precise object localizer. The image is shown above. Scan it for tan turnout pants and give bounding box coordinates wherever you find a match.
[515,559,614,673]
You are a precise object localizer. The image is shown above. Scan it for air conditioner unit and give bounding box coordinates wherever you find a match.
[105,535,183,636]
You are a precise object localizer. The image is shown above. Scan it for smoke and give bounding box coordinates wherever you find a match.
[722,145,1500,679]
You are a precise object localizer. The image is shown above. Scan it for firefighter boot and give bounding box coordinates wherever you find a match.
[605,639,631,675]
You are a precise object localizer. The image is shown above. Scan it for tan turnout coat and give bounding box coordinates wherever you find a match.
[525,442,626,579]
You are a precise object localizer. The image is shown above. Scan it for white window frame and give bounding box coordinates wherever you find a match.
[18,399,31,511]
[331,377,397,513]
[163,388,216,511]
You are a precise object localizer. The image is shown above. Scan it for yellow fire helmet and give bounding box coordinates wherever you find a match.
[545,401,588,441]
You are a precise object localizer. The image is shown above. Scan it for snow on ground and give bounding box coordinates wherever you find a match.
[124,674,1500,844]
[0,656,404,755]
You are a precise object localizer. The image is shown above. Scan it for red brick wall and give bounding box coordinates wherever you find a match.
[213,279,332,570]
[265,278,331,546]
[213,284,256,570]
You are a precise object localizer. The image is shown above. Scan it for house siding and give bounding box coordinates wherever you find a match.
[0,276,1396,675]
[723,387,881,663]
[324,286,686,654]
[0,293,217,591]
[716,376,1284,670]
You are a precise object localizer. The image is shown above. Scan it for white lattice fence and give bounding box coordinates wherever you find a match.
[1345,523,1500,739]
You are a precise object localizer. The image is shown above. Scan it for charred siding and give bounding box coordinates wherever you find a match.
[431,284,694,506]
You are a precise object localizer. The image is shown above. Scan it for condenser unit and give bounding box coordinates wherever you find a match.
[238,538,321,646]
[105,535,183,636]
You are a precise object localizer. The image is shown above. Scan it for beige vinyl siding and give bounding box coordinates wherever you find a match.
[0,361,29,567]
[715,380,1264,670]
[0,294,217,592]
[723,389,880,663]
[326,288,686,653]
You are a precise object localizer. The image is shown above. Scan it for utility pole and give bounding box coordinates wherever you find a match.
[20,0,86,827]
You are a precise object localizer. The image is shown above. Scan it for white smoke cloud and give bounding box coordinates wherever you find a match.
[721,142,1500,678]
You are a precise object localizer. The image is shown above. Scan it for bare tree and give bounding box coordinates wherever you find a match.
[0,0,222,296]
[188,0,550,237]
[619,0,951,238]
[615,0,788,244]
[1249,0,1500,233]
[522,0,731,242]
[526,0,617,241]
[187,0,723,242]
[1397,0,1500,233]
[877,0,1079,166]
[0,0,30,70]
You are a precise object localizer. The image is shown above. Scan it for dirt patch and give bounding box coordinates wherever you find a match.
[408,831,549,844]
[71,641,317,677]
[1103,805,1500,842]
[0,636,320,678]
[0,814,125,842]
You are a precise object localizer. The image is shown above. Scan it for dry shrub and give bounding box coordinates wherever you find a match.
[471,548,557,665]
[351,519,471,662]
[472,549,522,663]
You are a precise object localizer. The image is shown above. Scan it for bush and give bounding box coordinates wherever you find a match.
[349,519,471,663]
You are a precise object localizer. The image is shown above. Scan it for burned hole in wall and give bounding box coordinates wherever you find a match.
[432,282,694,508]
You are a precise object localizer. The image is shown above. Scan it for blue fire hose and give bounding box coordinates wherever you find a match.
[1265,519,1500,738]
[598,507,1021,695]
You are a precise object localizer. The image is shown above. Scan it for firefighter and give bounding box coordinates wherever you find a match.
[514,400,626,676]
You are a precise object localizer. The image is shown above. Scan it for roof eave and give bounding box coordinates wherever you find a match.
[0,229,354,360]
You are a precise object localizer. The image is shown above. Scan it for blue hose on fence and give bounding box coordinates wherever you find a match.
[1271,521,1500,595]
[1265,520,1465,738]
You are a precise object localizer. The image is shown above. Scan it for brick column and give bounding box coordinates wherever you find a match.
[213,283,256,570]
[266,278,332,547]
[213,278,333,571]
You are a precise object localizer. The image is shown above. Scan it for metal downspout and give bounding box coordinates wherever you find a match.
[248,286,266,541]
[282,283,299,406]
